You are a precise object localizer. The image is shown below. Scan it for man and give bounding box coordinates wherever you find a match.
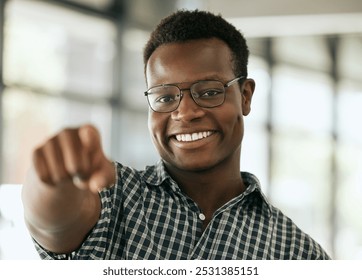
[22,10,331,259]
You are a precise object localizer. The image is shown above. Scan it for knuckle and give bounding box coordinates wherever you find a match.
[59,127,74,135]
[32,146,43,159]
[43,135,58,149]
[57,128,74,141]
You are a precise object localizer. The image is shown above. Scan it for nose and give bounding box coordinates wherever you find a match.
[171,90,205,122]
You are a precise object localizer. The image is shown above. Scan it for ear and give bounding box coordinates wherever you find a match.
[241,79,255,116]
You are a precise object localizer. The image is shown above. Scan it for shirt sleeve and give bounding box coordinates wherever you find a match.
[33,188,115,260]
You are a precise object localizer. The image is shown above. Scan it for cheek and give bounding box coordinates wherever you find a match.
[232,113,244,138]
[148,113,159,143]
[221,103,244,141]
[222,100,243,125]
[237,115,244,139]
[148,112,168,147]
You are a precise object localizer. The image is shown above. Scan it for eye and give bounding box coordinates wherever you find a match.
[199,89,224,98]
[155,94,177,103]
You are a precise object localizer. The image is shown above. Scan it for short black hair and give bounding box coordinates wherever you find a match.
[143,10,249,78]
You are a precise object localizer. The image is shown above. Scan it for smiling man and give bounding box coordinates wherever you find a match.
[22,10,331,259]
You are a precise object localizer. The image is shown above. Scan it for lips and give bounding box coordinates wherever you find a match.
[174,131,214,142]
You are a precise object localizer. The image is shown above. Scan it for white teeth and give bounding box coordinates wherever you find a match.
[175,131,213,142]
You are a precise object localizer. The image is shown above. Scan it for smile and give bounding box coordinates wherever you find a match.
[175,131,214,142]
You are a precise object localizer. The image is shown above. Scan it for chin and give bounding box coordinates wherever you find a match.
[167,156,222,173]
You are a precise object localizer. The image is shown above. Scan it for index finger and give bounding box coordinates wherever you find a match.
[57,128,91,180]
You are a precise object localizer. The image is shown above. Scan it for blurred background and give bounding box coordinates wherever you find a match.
[0,0,361,259]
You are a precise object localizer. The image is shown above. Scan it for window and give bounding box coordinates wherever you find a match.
[336,81,362,259]
[2,0,116,183]
[0,0,118,259]
[1,1,362,260]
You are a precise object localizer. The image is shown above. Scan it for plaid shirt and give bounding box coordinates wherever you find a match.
[35,160,331,260]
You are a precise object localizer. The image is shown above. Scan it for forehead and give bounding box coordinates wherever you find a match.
[146,38,235,86]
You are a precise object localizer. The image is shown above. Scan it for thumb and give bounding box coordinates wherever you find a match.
[88,161,116,193]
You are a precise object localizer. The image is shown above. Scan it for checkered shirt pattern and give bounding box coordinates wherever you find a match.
[34,160,331,260]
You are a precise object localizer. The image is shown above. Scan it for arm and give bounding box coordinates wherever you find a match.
[22,125,115,254]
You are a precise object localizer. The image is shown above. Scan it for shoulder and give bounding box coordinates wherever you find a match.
[268,205,331,259]
[240,172,331,259]
[100,160,169,202]
[114,160,167,186]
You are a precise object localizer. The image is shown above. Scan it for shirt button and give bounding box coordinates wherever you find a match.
[199,213,206,221]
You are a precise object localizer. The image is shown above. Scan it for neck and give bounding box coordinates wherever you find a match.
[164,156,245,219]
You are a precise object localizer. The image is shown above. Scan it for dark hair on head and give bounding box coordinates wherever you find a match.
[143,9,249,78]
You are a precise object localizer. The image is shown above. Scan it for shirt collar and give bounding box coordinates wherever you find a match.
[142,160,273,215]
[240,172,273,216]
[142,160,173,186]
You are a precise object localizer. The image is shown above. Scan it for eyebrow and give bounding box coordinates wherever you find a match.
[152,75,227,88]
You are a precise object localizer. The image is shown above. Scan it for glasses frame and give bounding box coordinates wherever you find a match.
[144,75,245,113]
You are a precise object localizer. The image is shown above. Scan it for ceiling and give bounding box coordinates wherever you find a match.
[191,0,362,37]
[57,0,362,37]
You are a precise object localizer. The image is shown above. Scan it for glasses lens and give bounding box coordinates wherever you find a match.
[191,81,225,108]
[146,85,180,112]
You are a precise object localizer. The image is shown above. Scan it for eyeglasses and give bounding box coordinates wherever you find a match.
[144,75,245,113]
